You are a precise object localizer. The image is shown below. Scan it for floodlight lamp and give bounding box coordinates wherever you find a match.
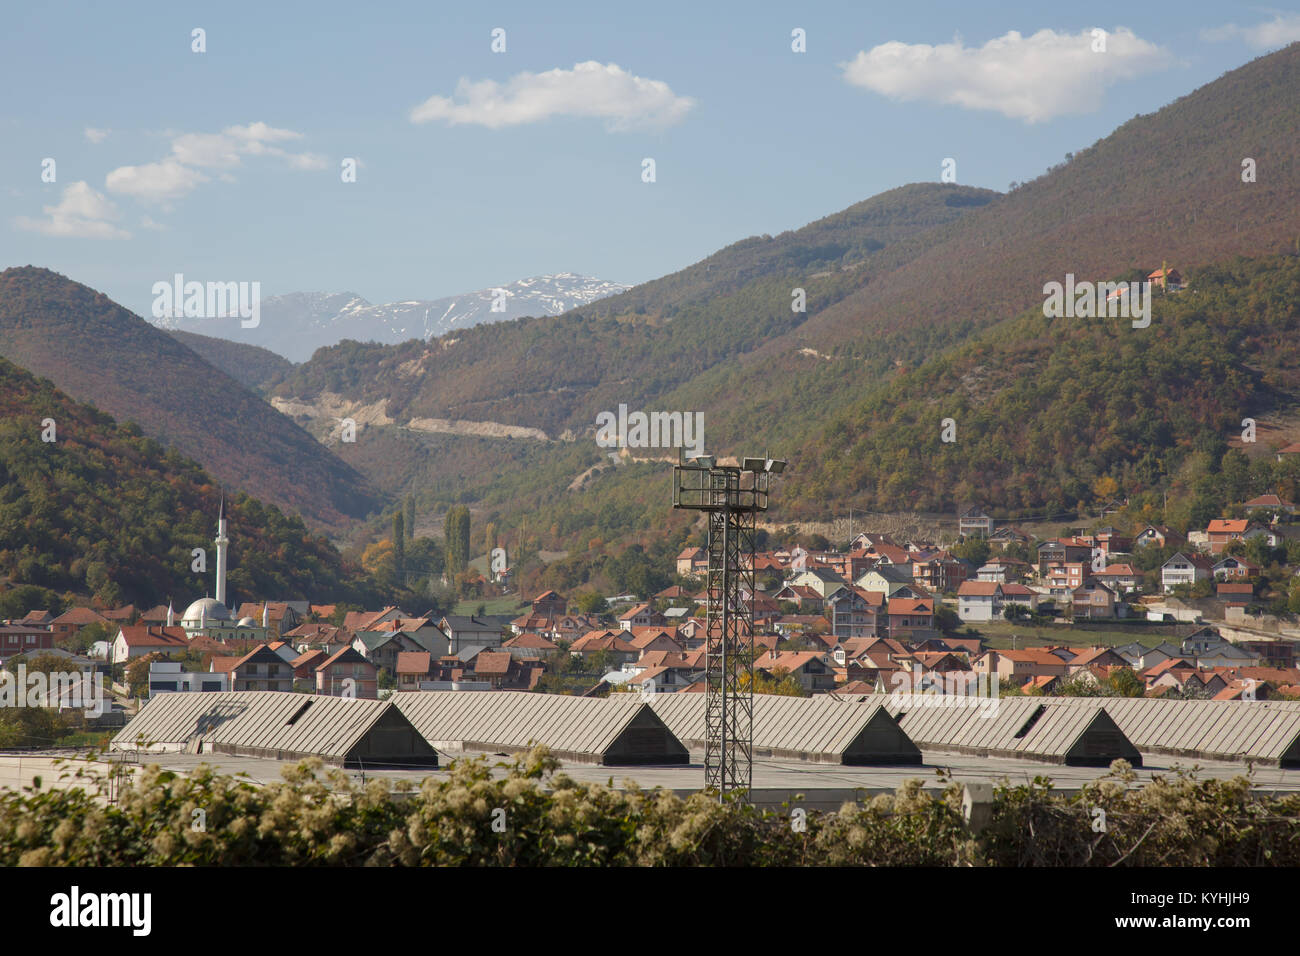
[742,457,765,473]
[766,459,787,474]
[690,454,715,469]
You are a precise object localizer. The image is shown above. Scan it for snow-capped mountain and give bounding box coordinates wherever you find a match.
[153,274,629,362]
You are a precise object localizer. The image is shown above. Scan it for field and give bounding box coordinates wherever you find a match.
[972,620,1197,651]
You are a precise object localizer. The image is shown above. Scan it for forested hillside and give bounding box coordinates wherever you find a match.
[793,254,1300,519]
[168,330,295,391]
[0,267,376,532]
[0,357,381,609]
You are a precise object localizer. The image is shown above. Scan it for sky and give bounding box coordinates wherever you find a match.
[2,1,1298,319]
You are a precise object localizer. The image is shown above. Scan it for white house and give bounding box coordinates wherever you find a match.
[956,581,1003,622]
[147,661,229,697]
[1161,552,1215,593]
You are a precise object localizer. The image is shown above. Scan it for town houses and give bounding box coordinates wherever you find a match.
[6,496,1300,712]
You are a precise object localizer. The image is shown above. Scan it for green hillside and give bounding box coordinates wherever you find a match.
[0,356,381,609]
[794,254,1300,520]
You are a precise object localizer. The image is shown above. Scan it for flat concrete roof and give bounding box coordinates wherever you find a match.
[63,746,1300,810]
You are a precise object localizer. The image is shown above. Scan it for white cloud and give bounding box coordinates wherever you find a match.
[171,122,305,168]
[1203,13,1300,49]
[14,181,130,239]
[106,159,209,202]
[83,127,111,144]
[410,61,695,130]
[841,27,1173,123]
[107,121,322,203]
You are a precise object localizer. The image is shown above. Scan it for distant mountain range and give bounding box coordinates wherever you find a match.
[154,273,630,362]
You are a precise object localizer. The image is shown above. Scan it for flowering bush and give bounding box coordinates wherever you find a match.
[0,751,1296,866]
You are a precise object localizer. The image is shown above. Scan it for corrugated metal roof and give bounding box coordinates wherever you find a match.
[392,691,688,765]
[649,694,920,764]
[112,691,417,762]
[837,694,1141,765]
[1043,697,1300,765]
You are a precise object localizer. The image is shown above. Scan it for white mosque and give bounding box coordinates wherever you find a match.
[171,499,269,642]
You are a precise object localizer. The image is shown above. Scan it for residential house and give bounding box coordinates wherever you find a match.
[1134,524,1184,550]
[1072,581,1123,619]
[229,644,294,692]
[987,526,1032,550]
[1000,583,1040,612]
[974,649,1070,687]
[977,559,1029,583]
[291,649,328,681]
[342,606,406,633]
[912,553,969,593]
[283,622,356,657]
[530,590,567,618]
[786,567,849,600]
[1065,647,1130,675]
[628,627,685,657]
[147,661,227,696]
[1045,561,1089,598]
[675,547,708,577]
[887,598,934,637]
[1212,556,1259,580]
[1093,564,1140,595]
[1243,494,1295,517]
[51,607,109,642]
[1206,519,1268,554]
[437,615,506,654]
[501,632,559,660]
[855,565,918,597]
[958,506,995,539]
[1161,552,1215,593]
[111,625,188,664]
[352,628,430,674]
[316,646,378,698]
[754,650,836,693]
[826,587,883,640]
[569,629,638,666]
[1148,265,1183,291]
[956,581,1003,622]
[1037,538,1092,575]
[0,623,55,661]
[618,604,665,631]
[234,601,303,639]
[471,651,543,691]
[771,584,825,614]
[395,651,434,690]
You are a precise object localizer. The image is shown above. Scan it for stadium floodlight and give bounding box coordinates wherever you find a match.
[742,457,765,473]
[765,458,787,474]
[690,454,715,468]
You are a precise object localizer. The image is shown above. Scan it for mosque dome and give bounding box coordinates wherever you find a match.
[235,616,257,627]
[181,597,231,626]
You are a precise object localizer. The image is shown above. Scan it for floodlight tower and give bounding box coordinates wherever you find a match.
[672,451,786,801]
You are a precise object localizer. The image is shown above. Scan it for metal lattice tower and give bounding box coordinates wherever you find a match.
[673,453,784,801]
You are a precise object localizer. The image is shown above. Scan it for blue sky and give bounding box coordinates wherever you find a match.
[2,1,1298,319]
